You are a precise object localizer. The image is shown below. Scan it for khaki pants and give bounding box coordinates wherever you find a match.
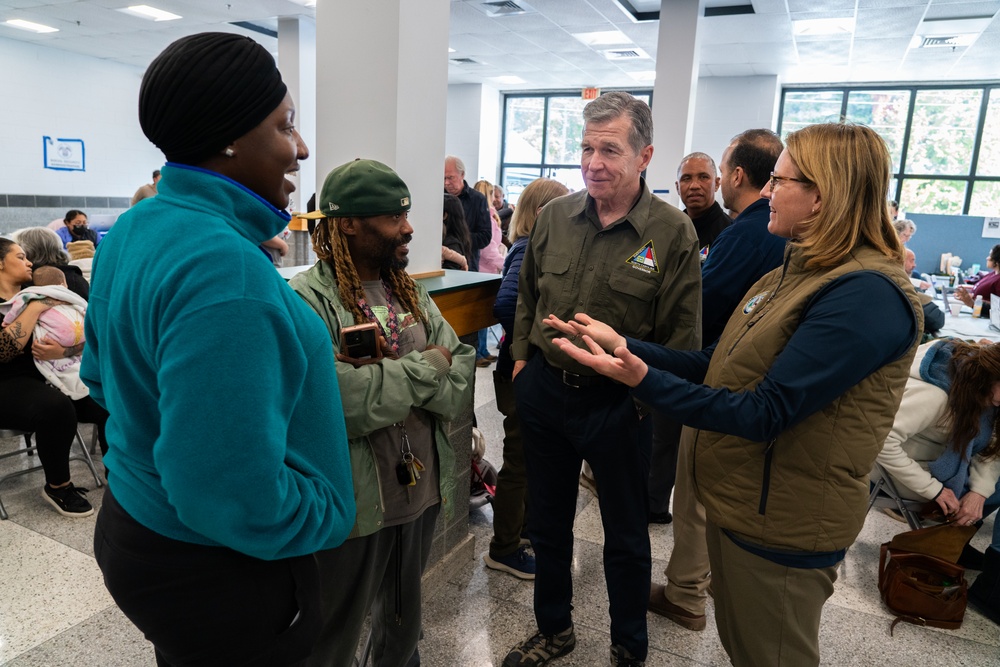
[705,521,838,667]
[663,427,711,614]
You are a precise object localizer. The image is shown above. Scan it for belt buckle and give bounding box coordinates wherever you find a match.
[562,369,583,388]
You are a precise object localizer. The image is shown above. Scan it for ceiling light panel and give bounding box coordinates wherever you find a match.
[4,19,59,34]
[792,17,855,37]
[572,30,632,46]
[118,5,182,21]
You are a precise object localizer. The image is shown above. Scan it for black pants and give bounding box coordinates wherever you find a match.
[515,355,652,660]
[94,488,323,667]
[0,373,107,484]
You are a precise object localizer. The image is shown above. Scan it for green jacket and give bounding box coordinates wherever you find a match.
[290,261,475,539]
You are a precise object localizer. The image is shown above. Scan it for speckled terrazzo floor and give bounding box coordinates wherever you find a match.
[2,333,998,665]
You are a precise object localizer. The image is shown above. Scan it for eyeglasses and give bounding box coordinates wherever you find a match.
[769,172,811,192]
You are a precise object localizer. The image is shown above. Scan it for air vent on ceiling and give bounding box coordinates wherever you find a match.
[919,35,975,48]
[450,57,482,65]
[602,47,650,61]
[481,1,536,18]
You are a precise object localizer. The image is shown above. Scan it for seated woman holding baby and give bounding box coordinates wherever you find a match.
[0,237,107,517]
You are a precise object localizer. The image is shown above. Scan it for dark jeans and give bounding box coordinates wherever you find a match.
[515,354,652,660]
[489,371,528,557]
[648,412,681,515]
[0,373,108,484]
[94,488,322,667]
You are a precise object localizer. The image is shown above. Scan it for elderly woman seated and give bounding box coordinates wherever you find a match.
[876,338,1000,572]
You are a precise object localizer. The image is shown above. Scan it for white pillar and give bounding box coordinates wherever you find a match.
[647,0,704,207]
[278,16,317,217]
[315,0,450,276]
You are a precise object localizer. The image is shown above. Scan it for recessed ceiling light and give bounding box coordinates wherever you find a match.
[119,5,182,22]
[449,47,455,53]
[628,70,657,82]
[572,30,632,47]
[5,19,58,33]
[792,17,854,36]
[287,0,317,6]
[490,75,526,85]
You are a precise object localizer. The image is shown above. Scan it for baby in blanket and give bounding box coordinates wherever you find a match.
[1,266,89,398]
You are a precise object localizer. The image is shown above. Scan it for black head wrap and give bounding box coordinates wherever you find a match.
[139,32,288,165]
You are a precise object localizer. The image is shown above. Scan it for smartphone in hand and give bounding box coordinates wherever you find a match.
[340,323,382,360]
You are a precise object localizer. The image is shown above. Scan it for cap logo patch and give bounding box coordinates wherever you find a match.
[327,203,340,211]
[401,197,410,207]
[626,240,658,274]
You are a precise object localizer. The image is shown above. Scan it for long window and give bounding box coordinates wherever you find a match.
[778,85,1000,216]
[500,90,652,204]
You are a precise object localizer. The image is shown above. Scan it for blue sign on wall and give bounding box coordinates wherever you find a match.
[43,136,85,172]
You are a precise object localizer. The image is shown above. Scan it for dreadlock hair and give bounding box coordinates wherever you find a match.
[946,340,1000,460]
[311,217,424,325]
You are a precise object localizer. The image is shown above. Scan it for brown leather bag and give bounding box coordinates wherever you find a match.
[877,524,978,635]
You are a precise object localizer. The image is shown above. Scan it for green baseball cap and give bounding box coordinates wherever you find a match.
[300,158,411,219]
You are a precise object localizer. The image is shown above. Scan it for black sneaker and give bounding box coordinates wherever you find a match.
[42,483,94,518]
[503,626,575,667]
[609,644,645,666]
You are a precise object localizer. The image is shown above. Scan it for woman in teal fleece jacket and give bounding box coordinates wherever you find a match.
[81,33,355,667]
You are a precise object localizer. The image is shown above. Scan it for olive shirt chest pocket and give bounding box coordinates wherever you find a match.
[537,252,573,304]
[607,270,659,334]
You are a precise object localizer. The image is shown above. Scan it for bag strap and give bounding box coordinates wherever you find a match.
[889,614,964,636]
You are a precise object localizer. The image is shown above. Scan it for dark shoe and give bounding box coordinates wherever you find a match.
[648,511,672,524]
[485,545,536,580]
[485,354,498,361]
[503,626,575,666]
[476,358,493,368]
[609,644,645,666]
[42,483,94,518]
[969,547,1000,625]
[647,583,706,631]
[959,543,986,571]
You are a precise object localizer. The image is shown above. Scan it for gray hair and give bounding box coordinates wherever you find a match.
[676,152,718,179]
[582,91,653,155]
[13,226,68,267]
[893,218,916,235]
[445,155,466,176]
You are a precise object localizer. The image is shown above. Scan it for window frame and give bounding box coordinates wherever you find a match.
[499,89,653,203]
[776,83,1000,216]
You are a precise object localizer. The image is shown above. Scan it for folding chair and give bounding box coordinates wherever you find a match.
[866,460,937,531]
[0,427,104,520]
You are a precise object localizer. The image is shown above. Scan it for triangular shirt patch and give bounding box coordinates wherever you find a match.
[626,240,658,274]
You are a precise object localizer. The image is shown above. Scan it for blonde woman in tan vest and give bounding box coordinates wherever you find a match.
[547,123,924,666]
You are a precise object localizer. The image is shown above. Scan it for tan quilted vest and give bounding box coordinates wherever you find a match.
[693,244,923,552]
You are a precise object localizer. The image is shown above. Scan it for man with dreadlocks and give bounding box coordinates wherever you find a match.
[292,158,475,667]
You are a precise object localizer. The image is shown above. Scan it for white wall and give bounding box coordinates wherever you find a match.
[690,75,781,167]
[0,37,163,197]
[446,83,501,185]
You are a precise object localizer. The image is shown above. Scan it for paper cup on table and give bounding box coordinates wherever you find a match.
[949,302,962,317]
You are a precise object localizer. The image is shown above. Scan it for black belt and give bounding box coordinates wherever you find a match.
[542,360,614,388]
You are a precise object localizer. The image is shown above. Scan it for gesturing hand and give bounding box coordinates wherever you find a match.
[551,333,648,387]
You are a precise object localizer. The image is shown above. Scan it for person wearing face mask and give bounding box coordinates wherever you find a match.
[55,210,100,248]
[81,33,355,666]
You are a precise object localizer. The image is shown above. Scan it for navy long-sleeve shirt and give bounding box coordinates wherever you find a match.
[627,271,917,442]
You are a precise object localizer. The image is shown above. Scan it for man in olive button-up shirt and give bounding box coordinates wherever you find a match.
[504,92,701,667]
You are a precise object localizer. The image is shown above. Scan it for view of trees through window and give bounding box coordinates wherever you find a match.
[500,91,651,204]
[778,85,1000,217]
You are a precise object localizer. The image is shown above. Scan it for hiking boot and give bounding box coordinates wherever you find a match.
[485,545,536,580]
[647,583,706,631]
[42,483,94,518]
[503,626,575,666]
[609,644,645,666]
